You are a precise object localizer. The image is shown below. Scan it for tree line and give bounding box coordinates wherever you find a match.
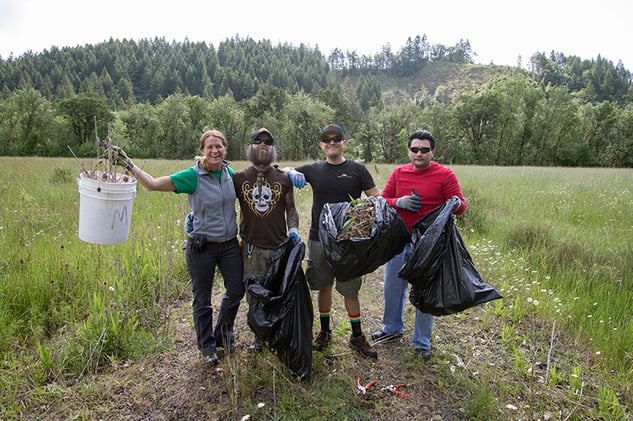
[0,36,631,167]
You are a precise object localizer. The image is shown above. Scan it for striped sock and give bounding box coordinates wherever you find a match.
[349,313,362,336]
[319,309,331,332]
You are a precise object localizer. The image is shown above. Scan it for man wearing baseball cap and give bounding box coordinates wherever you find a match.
[286,124,380,359]
[233,128,300,353]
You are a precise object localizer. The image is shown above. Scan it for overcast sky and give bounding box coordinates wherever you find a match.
[1,0,631,70]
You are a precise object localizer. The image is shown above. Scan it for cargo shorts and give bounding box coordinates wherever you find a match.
[306,239,362,297]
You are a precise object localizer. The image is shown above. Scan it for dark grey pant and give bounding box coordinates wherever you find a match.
[185,237,244,356]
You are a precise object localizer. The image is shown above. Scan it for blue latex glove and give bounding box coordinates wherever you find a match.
[396,195,422,212]
[288,228,301,244]
[288,169,306,188]
[185,212,194,234]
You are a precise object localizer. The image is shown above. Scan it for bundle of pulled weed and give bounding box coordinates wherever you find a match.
[336,198,376,240]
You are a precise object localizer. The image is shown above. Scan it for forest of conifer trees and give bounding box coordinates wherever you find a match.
[1,35,632,167]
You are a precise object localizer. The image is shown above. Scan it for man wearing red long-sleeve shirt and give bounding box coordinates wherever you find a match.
[372,129,467,359]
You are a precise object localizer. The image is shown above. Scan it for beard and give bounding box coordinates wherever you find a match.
[248,145,277,166]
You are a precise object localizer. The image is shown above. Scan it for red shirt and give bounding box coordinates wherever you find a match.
[382,161,467,232]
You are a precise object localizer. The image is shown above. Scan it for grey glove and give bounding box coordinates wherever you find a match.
[451,195,462,211]
[396,195,422,212]
[112,146,134,171]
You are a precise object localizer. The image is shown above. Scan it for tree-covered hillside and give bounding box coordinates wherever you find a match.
[1,36,632,167]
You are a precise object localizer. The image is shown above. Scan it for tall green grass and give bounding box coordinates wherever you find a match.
[0,157,193,413]
[454,166,632,371]
[1,158,631,418]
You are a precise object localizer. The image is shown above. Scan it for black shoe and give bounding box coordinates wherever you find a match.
[203,353,219,365]
[248,341,263,353]
[313,330,332,351]
[370,330,403,343]
[217,342,236,353]
[416,349,432,360]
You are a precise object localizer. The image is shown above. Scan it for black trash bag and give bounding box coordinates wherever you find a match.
[400,197,502,316]
[318,196,409,282]
[246,238,313,381]
[398,198,453,288]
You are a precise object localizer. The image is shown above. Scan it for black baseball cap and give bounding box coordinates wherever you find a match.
[250,128,275,144]
[320,124,344,140]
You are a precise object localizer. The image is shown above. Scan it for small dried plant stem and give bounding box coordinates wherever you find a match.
[68,145,90,177]
[545,320,555,382]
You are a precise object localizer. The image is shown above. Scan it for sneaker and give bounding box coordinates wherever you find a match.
[370,330,403,343]
[313,330,332,351]
[349,334,378,359]
[203,353,219,365]
[416,349,432,360]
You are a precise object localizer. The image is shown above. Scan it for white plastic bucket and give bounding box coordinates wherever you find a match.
[77,172,137,245]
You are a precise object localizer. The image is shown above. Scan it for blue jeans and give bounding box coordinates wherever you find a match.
[382,243,433,350]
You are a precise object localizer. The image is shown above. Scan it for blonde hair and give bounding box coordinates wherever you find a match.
[195,129,228,167]
[198,129,227,150]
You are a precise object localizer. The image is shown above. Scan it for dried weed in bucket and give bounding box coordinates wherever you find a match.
[68,118,134,184]
[73,118,138,244]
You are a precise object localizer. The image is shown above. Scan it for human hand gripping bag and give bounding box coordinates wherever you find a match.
[399,197,502,315]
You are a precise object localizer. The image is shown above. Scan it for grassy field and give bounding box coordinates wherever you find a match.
[0,157,631,420]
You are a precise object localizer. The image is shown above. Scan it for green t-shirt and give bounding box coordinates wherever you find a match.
[170,166,234,194]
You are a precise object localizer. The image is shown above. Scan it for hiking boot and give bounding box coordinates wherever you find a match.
[203,353,219,365]
[313,330,332,351]
[370,330,403,343]
[349,334,378,359]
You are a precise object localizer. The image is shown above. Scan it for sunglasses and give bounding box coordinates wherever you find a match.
[252,138,274,145]
[409,146,432,154]
[321,137,343,144]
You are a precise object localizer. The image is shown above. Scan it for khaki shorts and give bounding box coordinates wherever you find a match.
[306,239,362,297]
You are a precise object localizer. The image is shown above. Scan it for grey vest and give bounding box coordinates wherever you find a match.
[188,163,237,242]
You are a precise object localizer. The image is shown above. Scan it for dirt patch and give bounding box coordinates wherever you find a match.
[34,267,484,420]
[28,264,585,421]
